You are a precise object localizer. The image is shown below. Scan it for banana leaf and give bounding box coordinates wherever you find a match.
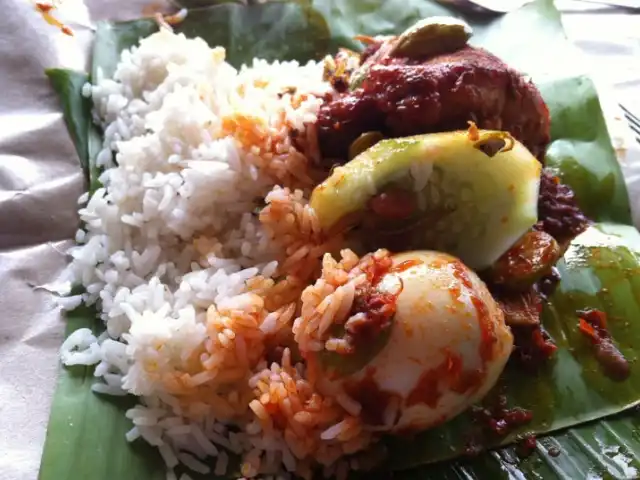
[41,0,640,478]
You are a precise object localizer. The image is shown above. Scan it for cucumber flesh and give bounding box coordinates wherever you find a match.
[309,130,541,270]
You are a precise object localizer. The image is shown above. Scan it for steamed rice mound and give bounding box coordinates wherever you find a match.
[57,28,383,479]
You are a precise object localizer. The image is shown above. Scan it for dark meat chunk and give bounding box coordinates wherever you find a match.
[536,170,590,245]
[510,324,558,371]
[496,289,543,327]
[315,92,384,167]
[537,266,561,301]
[470,395,533,438]
[577,308,630,381]
[316,46,551,165]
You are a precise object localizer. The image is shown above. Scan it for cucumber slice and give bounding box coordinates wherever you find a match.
[310,130,541,270]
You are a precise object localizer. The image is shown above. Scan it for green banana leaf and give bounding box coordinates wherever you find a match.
[41,0,640,478]
[45,69,103,193]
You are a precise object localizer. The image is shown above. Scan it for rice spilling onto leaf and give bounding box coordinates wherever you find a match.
[57,28,382,479]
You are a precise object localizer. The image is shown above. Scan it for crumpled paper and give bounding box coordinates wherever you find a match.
[0,1,638,480]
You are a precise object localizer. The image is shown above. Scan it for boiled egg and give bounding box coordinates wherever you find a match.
[315,250,513,433]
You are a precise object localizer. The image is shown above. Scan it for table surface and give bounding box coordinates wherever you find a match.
[0,1,638,480]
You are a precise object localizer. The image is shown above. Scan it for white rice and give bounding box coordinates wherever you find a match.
[57,28,334,478]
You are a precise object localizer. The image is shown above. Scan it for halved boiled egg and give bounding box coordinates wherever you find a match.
[314,250,513,433]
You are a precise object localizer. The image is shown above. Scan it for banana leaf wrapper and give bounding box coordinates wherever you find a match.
[40,1,640,478]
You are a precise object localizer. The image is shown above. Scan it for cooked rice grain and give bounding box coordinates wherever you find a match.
[57,27,380,480]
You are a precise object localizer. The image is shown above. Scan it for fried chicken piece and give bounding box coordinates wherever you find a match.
[316,45,551,166]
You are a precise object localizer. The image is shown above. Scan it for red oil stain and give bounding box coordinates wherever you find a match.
[450,367,485,395]
[471,296,497,365]
[391,258,422,274]
[450,260,473,289]
[407,349,476,408]
[407,364,444,409]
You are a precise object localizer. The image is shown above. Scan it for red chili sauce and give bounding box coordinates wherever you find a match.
[516,434,538,457]
[337,252,400,353]
[464,395,534,457]
[510,325,557,371]
[577,309,630,381]
[471,395,533,438]
[368,188,418,220]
